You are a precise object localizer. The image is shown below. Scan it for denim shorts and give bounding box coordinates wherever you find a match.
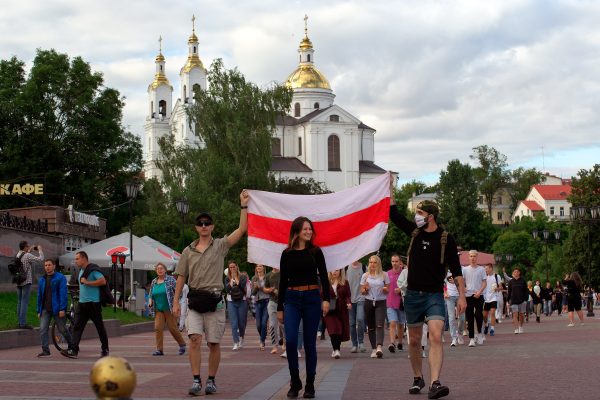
[386,307,406,324]
[404,290,445,327]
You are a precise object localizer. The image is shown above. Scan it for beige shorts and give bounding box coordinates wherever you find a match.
[186,307,226,343]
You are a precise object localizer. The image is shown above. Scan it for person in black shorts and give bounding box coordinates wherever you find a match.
[389,177,466,400]
[563,272,584,326]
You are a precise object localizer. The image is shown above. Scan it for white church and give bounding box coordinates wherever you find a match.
[143,17,386,192]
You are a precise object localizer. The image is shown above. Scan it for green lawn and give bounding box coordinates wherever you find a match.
[0,291,150,331]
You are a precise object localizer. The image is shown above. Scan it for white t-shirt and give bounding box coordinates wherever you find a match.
[484,274,502,303]
[462,265,487,297]
[361,273,390,301]
[446,272,459,297]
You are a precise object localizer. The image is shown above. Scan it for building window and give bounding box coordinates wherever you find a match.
[314,102,319,109]
[560,207,565,217]
[294,103,301,117]
[271,138,281,156]
[550,206,555,216]
[192,84,200,103]
[193,46,196,53]
[307,54,311,62]
[298,137,302,156]
[184,85,188,103]
[329,114,339,122]
[328,135,340,171]
[151,101,154,117]
[159,100,166,117]
[497,211,503,221]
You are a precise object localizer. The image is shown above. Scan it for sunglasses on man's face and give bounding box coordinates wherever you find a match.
[196,221,213,227]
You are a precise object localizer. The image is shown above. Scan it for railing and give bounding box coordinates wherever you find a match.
[0,212,48,233]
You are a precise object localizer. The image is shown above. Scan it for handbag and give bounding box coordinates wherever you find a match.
[188,289,222,314]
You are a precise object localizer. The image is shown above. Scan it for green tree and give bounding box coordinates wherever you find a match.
[437,159,492,250]
[565,164,600,288]
[0,50,142,234]
[470,145,510,220]
[274,177,330,195]
[509,167,546,211]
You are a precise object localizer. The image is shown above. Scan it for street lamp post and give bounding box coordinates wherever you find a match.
[532,229,561,283]
[494,253,513,275]
[175,198,189,251]
[571,204,600,317]
[125,180,140,312]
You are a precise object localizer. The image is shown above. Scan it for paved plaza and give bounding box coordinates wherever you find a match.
[0,313,598,399]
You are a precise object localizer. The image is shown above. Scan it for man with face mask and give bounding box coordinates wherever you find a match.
[389,178,466,400]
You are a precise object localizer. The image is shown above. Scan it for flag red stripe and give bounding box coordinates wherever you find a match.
[248,197,390,247]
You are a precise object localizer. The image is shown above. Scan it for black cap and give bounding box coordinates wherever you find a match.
[195,212,213,225]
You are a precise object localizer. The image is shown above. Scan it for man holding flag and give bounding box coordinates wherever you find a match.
[389,177,466,399]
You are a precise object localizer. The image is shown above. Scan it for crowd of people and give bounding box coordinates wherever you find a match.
[14,184,595,399]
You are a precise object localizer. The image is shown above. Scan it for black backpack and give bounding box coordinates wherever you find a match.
[81,263,115,306]
[8,253,26,285]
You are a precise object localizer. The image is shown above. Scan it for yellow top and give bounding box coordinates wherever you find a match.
[285,64,330,89]
[150,71,171,90]
[181,54,204,73]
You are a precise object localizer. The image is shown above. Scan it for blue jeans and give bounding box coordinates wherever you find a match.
[543,300,552,316]
[39,310,72,353]
[284,289,321,375]
[349,301,365,346]
[16,284,31,326]
[255,298,269,343]
[228,300,248,344]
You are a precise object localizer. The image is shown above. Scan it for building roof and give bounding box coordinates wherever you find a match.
[533,184,571,200]
[521,200,545,211]
[358,122,375,131]
[270,157,312,172]
[359,160,386,174]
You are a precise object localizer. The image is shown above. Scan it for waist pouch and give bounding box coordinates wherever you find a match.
[188,289,222,314]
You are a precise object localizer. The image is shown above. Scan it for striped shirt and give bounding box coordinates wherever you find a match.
[16,250,44,286]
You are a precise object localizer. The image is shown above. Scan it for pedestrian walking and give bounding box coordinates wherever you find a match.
[225,261,248,350]
[462,250,487,347]
[277,216,330,399]
[507,268,528,334]
[15,241,43,329]
[361,255,390,359]
[346,260,366,353]
[148,263,186,356]
[387,254,406,353]
[264,267,283,354]
[323,269,351,359]
[252,264,270,350]
[563,272,585,326]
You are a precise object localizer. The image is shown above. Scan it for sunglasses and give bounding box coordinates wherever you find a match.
[196,221,213,227]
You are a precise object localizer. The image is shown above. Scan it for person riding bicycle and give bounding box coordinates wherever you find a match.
[36,259,73,358]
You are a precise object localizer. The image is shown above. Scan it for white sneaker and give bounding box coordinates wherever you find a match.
[239,338,244,348]
[514,328,519,334]
[451,338,457,347]
[334,350,341,359]
[359,344,367,353]
[280,351,287,358]
[317,331,322,338]
[370,349,377,358]
[422,350,428,358]
[232,343,239,351]
[376,345,383,358]
[298,350,302,358]
[351,346,358,353]
[518,326,523,334]
[476,333,484,345]
[567,323,575,327]
[331,350,337,358]
[468,339,476,347]
[457,336,464,345]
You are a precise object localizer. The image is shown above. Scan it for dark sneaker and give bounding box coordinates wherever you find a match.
[409,376,426,394]
[205,379,217,394]
[152,350,164,356]
[37,351,51,358]
[428,380,450,399]
[60,349,78,359]
[189,380,202,396]
[397,343,403,351]
[388,343,396,353]
[178,344,186,355]
[100,350,109,357]
[484,325,489,335]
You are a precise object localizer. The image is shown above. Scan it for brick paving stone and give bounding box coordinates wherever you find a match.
[0,313,598,399]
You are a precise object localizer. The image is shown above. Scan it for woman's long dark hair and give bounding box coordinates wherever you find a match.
[570,271,583,288]
[286,216,316,251]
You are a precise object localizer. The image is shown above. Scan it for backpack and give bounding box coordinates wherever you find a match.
[406,228,449,268]
[230,284,244,301]
[8,252,26,285]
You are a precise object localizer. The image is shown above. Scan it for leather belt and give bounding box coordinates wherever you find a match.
[288,285,319,291]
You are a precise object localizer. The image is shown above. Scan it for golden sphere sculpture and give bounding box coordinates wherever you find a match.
[89,356,136,400]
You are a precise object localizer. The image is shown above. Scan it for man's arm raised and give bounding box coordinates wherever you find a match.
[227,189,250,247]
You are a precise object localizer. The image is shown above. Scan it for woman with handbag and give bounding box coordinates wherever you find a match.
[323,268,351,359]
[225,261,248,350]
[252,264,270,350]
[277,216,330,399]
[148,263,186,356]
[361,255,390,358]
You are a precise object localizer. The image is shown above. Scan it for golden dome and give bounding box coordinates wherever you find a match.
[149,71,171,90]
[181,54,204,74]
[285,64,331,90]
[155,53,165,62]
[299,36,313,50]
[188,32,198,44]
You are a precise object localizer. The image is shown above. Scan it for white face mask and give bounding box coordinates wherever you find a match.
[415,214,427,228]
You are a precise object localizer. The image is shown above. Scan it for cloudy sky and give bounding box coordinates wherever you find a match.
[2,0,599,185]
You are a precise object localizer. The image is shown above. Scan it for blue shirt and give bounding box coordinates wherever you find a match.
[78,269,103,303]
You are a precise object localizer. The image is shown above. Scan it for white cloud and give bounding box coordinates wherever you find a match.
[2,0,599,184]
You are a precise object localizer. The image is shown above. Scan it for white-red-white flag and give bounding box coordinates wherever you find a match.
[247,172,390,271]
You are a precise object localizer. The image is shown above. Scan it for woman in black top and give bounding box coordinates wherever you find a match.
[563,272,584,326]
[277,216,330,399]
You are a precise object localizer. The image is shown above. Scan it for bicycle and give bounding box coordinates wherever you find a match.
[52,284,79,352]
